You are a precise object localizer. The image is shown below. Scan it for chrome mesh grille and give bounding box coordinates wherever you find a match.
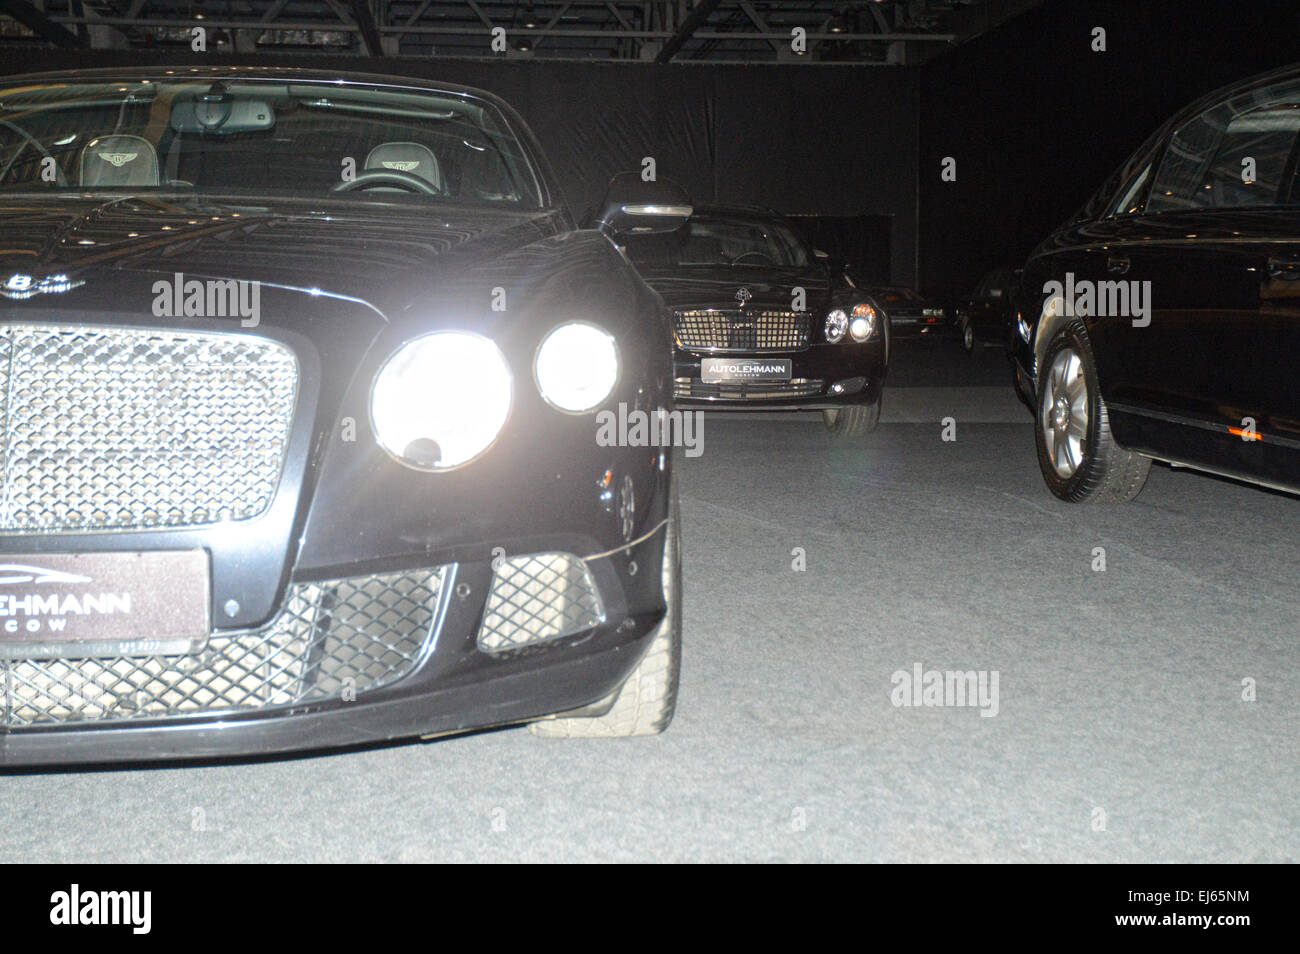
[0,568,447,726]
[0,324,297,533]
[675,377,825,400]
[477,552,605,653]
[674,309,810,351]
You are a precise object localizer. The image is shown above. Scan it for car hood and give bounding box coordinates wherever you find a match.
[0,192,569,320]
[634,266,832,312]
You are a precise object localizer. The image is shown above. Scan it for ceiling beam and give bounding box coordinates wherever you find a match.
[350,0,383,54]
[0,0,87,47]
[654,0,721,63]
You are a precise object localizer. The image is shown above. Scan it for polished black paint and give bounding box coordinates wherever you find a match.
[1012,65,1300,495]
[0,67,674,764]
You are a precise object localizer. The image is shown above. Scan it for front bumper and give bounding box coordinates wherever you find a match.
[0,522,668,766]
[672,341,885,410]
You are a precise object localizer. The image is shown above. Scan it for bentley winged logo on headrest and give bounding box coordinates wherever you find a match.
[381,160,420,172]
[98,152,139,167]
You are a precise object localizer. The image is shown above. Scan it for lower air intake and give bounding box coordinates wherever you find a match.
[0,568,449,727]
[477,552,605,653]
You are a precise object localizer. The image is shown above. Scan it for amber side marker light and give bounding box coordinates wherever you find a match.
[1228,427,1263,442]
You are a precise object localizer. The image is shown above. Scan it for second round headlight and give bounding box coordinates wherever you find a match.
[535,322,619,412]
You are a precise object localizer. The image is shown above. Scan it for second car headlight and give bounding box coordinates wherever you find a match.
[535,321,619,413]
[371,331,512,471]
[825,309,848,343]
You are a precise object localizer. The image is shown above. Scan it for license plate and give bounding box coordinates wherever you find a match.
[701,357,792,383]
[0,551,210,658]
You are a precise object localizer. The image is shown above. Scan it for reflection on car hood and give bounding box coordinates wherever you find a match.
[635,266,832,312]
[0,193,568,317]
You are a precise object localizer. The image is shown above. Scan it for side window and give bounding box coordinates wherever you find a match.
[1148,79,1300,212]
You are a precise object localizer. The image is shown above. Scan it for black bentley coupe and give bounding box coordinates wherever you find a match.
[616,203,888,436]
[1013,64,1300,502]
[0,67,685,764]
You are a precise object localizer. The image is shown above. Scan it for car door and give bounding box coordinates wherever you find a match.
[1091,77,1300,482]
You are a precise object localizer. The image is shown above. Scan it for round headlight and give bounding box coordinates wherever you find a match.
[535,321,618,413]
[850,303,877,341]
[371,332,512,471]
[825,309,848,343]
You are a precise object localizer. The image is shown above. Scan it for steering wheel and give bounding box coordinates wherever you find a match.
[730,250,776,266]
[331,168,440,195]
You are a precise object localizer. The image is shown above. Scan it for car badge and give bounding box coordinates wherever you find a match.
[735,287,753,306]
[381,160,420,172]
[99,152,138,167]
[1,273,85,300]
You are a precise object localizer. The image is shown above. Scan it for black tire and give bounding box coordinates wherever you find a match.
[530,480,682,738]
[823,399,880,437]
[1035,319,1150,503]
[961,317,975,354]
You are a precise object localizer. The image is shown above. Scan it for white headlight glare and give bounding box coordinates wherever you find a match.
[535,322,619,412]
[371,331,512,471]
[825,309,848,343]
[850,303,877,341]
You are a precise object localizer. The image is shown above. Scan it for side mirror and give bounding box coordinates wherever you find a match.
[595,172,692,236]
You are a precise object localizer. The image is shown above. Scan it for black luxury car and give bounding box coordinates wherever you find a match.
[1012,64,1300,502]
[616,203,888,436]
[0,67,687,765]
[861,285,948,341]
[953,267,1019,354]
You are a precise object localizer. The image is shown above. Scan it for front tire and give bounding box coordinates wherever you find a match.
[530,481,682,738]
[1035,319,1150,503]
[823,399,880,437]
[961,317,975,354]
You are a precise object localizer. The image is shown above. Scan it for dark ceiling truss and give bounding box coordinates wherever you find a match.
[0,0,1041,63]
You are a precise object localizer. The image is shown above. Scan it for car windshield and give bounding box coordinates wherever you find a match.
[622,214,811,268]
[0,79,544,207]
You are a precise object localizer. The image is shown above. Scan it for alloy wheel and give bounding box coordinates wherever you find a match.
[1041,346,1090,477]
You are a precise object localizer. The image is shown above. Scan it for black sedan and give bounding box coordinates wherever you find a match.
[861,285,948,341]
[953,267,1019,354]
[1012,64,1300,502]
[616,204,888,436]
[0,67,683,765]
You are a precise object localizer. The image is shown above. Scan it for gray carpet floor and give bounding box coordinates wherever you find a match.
[2,344,1296,862]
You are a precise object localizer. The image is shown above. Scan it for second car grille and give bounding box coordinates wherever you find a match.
[0,323,298,533]
[675,377,825,400]
[0,568,448,726]
[674,309,810,352]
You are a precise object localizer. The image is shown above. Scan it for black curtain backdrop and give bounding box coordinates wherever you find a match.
[918,0,1300,301]
[5,0,1299,299]
[0,49,919,285]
